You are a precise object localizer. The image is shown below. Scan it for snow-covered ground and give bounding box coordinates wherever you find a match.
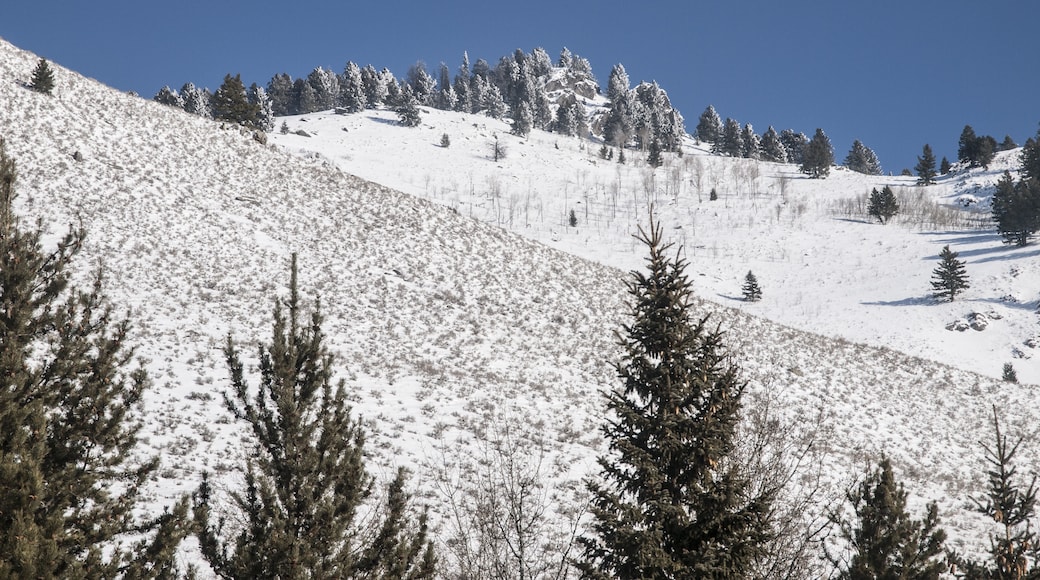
[2,36,1039,573]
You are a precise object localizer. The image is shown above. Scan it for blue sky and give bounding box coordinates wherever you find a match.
[3,1,1037,172]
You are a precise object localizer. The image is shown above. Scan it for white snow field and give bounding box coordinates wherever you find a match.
[2,37,1039,573]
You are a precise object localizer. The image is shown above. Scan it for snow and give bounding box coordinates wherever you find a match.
[2,36,1039,573]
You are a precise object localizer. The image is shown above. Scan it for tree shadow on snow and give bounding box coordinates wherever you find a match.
[861,296,933,307]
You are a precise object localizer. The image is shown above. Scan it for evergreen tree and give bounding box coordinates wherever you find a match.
[194,255,435,579]
[696,105,722,144]
[950,408,1040,578]
[579,217,773,579]
[780,129,808,166]
[29,57,55,94]
[153,85,184,108]
[511,101,533,137]
[294,77,320,115]
[742,123,761,159]
[1003,362,1018,384]
[248,84,274,132]
[719,117,744,157]
[930,245,969,301]
[830,458,946,580]
[603,64,634,149]
[760,126,787,163]
[940,156,951,175]
[213,74,260,128]
[999,134,1018,151]
[844,140,882,175]
[452,53,472,113]
[339,61,366,113]
[1021,129,1040,181]
[181,82,212,117]
[0,139,189,578]
[992,171,1040,247]
[868,186,900,224]
[742,271,762,302]
[406,61,435,106]
[959,125,998,169]
[266,73,295,117]
[360,65,386,110]
[306,67,338,111]
[396,85,423,128]
[915,144,938,185]
[646,138,663,168]
[802,128,834,178]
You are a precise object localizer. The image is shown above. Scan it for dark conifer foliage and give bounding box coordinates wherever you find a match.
[991,170,1040,247]
[940,156,951,175]
[780,130,808,166]
[29,57,55,94]
[153,85,184,108]
[1021,127,1040,181]
[868,186,900,224]
[829,458,946,580]
[718,117,744,157]
[950,408,1040,578]
[742,270,762,302]
[844,140,882,175]
[915,144,938,185]
[266,73,295,116]
[194,255,435,579]
[760,126,787,163]
[801,128,834,178]
[930,245,969,302]
[0,139,189,578]
[958,125,997,169]
[999,134,1018,151]
[579,217,772,579]
[213,74,261,128]
[696,105,722,144]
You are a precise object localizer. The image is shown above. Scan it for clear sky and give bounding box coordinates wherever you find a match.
[2,0,1037,172]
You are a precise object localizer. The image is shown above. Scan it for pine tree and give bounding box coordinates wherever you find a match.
[801,128,834,178]
[1021,129,1040,181]
[719,117,744,157]
[940,156,951,175]
[29,57,55,94]
[181,82,212,118]
[1000,135,1018,151]
[153,85,184,108]
[950,408,1040,578]
[844,140,882,175]
[248,83,274,132]
[742,123,761,159]
[194,255,435,579]
[267,73,295,116]
[868,186,900,224]
[760,126,787,163]
[780,130,808,166]
[396,86,423,128]
[930,245,969,301]
[830,458,946,580]
[213,74,261,128]
[0,139,189,578]
[578,217,773,579]
[992,170,1040,247]
[340,61,366,113]
[1003,362,1018,383]
[742,270,762,302]
[646,138,663,168]
[696,105,722,144]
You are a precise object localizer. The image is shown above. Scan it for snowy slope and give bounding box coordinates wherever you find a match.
[2,37,1039,571]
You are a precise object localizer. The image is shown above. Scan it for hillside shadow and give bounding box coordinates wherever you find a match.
[834,217,873,225]
[918,230,1002,246]
[367,115,401,126]
[967,297,1040,312]
[970,245,1040,264]
[861,296,931,307]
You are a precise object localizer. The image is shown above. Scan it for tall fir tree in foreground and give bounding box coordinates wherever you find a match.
[194,255,435,580]
[868,185,900,224]
[930,245,969,302]
[950,408,1040,579]
[829,458,946,580]
[579,216,772,579]
[29,57,55,94]
[915,144,938,185]
[0,139,190,578]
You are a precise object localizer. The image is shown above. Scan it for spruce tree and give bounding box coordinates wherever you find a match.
[868,186,900,224]
[760,126,787,163]
[844,140,882,175]
[579,217,772,579]
[194,255,435,579]
[930,245,969,301]
[802,128,834,178]
[0,139,189,578]
[696,105,722,144]
[396,86,423,128]
[915,144,938,185]
[830,458,946,580]
[719,117,744,157]
[1021,129,1040,181]
[940,156,951,175]
[950,408,1040,578]
[30,57,55,94]
[742,270,762,302]
[992,170,1040,247]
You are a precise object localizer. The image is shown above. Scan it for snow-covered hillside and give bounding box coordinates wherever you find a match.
[2,36,1039,572]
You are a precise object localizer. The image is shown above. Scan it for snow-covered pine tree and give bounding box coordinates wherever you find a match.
[720,117,744,157]
[306,66,338,111]
[760,126,787,163]
[930,245,969,301]
[0,139,191,577]
[29,57,54,94]
[361,65,386,109]
[829,458,946,579]
[153,85,184,108]
[248,83,274,131]
[511,101,533,137]
[742,270,762,301]
[742,123,761,159]
[406,61,436,106]
[266,73,295,116]
[801,128,833,178]
[780,129,808,166]
[843,139,882,175]
[181,82,212,117]
[340,61,366,113]
[915,143,937,185]
[579,217,772,579]
[696,104,722,144]
[194,255,435,579]
[396,85,423,127]
[867,186,899,224]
